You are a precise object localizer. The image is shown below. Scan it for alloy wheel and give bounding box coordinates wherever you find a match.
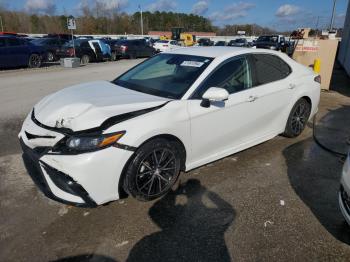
[291,101,309,134]
[136,148,176,197]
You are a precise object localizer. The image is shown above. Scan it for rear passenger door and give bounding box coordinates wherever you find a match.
[247,53,293,135]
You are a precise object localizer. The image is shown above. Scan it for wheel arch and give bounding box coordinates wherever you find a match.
[117,133,187,199]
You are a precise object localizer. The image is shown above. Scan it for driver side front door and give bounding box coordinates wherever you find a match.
[187,56,262,169]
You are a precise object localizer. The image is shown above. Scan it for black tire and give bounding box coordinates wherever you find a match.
[123,138,182,201]
[111,52,117,61]
[47,51,55,62]
[81,54,90,65]
[283,98,311,138]
[28,54,42,68]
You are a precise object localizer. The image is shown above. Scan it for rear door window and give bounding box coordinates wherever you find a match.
[251,54,291,86]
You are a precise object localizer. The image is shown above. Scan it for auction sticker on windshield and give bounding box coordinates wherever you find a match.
[181,61,204,67]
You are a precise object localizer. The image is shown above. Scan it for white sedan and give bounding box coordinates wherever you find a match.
[339,153,350,225]
[153,40,180,52]
[19,47,320,207]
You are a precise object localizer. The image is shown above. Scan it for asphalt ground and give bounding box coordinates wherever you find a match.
[1,60,350,262]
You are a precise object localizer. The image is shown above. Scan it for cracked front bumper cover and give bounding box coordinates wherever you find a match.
[20,138,97,207]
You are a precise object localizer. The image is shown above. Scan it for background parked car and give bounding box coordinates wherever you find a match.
[256,35,288,52]
[197,38,214,46]
[110,39,155,59]
[153,40,180,52]
[31,37,68,62]
[214,41,227,46]
[0,35,44,69]
[228,38,249,47]
[57,39,103,64]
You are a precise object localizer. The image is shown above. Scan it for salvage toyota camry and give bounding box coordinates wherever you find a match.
[19,47,320,207]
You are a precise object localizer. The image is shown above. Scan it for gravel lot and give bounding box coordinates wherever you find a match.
[1,61,350,262]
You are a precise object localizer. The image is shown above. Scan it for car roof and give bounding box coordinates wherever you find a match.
[164,46,277,59]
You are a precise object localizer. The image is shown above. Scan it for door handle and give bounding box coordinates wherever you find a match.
[246,95,258,102]
[288,83,296,89]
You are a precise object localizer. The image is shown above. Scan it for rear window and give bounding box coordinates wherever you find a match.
[252,54,291,86]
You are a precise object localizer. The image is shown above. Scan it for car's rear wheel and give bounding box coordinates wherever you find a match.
[111,52,117,61]
[123,138,181,201]
[81,55,90,65]
[28,54,42,68]
[283,98,311,138]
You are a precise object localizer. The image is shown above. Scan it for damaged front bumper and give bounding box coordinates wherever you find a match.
[19,111,134,207]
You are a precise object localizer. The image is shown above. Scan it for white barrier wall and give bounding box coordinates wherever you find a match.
[25,33,258,43]
[338,2,350,76]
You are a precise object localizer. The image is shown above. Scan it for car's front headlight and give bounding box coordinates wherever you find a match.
[270,46,277,50]
[54,131,125,153]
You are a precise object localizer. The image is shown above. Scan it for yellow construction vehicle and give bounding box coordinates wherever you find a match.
[159,35,171,41]
[171,27,196,46]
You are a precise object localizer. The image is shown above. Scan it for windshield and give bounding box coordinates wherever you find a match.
[257,36,278,42]
[113,54,213,99]
[235,39,246,43]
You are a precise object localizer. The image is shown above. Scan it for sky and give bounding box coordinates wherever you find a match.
[1,0,349,31]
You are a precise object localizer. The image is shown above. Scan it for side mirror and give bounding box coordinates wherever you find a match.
[201,87,229,108]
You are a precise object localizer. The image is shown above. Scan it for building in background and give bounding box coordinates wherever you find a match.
[338,2,350,76]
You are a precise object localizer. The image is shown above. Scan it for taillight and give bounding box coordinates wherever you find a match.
[314,75,321,84]
[120,45,128,52]
[67,48,74,57]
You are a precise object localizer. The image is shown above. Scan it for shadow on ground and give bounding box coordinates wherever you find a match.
[284,105,350,244]
[126,179,235,262]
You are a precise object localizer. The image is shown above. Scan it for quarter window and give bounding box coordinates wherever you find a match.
[195,57,252,98]
[252,54,291,86]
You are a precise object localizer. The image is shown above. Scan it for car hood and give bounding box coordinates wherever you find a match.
[34,80,169,132]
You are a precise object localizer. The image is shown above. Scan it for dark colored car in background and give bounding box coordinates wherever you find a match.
[197,38,214,46]
[214,41,227,46]
[57,39,104,64]
[109,39,155,59]
[228,38,249,47]
[256,35,288,52]
[57,39,103,65]
[31,38,68,62]
[0,36,45,69]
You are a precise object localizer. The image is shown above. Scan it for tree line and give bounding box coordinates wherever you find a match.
[0,6,284,36]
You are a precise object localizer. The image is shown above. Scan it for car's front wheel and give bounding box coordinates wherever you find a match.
[283,98,311,138]
[123,138,182,201]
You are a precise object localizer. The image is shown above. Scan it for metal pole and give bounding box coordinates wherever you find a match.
[71,29,75,57]
[330,0,337,30]
[0,16,4,32]
[140,6,144,36]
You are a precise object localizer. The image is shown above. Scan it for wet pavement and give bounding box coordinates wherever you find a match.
[1,64,350,261]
